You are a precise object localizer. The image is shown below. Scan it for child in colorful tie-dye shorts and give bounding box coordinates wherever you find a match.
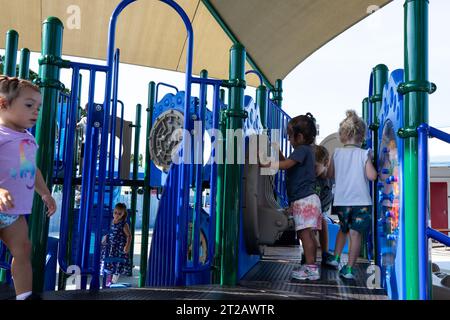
[261,113,322,280]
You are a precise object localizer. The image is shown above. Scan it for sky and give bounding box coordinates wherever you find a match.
[2,0,450,162]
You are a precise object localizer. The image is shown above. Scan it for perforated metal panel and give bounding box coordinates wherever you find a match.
[149,109,184,172]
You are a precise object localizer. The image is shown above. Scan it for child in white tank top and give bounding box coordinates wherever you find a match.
[325,110,377,279]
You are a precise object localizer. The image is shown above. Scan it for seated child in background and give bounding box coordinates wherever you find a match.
[314,145,334,265]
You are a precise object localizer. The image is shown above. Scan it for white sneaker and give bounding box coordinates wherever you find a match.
[291,265,320,280]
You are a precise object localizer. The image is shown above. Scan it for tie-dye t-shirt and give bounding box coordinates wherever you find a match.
[0,125,38,215]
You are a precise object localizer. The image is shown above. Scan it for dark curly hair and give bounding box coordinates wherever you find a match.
[288,112,317,145]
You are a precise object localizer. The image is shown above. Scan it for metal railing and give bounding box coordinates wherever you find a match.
[418,123,450,300]
[266,99,291,207]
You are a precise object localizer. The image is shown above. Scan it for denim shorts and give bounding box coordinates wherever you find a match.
[0,212,20,229]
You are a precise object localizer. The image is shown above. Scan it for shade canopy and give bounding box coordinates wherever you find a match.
[0,0,391,87]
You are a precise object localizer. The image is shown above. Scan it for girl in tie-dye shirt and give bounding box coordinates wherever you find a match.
[0,76,56,300]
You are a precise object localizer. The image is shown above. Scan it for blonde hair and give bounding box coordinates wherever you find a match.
[0,76,40,106]
[338,110,366,144]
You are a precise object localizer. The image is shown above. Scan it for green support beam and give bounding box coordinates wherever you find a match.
[30,17,64,294]
[362,97,369,125]
[139,82,155,287]
[370,64,388,265]
[256,85,268,128]
[272,79,283,108]
[402,0,430,300]
[130,103,142,279]
[19,48,30,79]
[221,44,246,285]
[4,29,18,76]
[370,65,389,125]
[213,88,226,283]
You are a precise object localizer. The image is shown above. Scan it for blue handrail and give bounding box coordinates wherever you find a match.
[267,99,291,207]
[156,82,179,102]
[427,227,450,246]
[159,0,195,286]
[117,99,125,179]
[418,123,450,300]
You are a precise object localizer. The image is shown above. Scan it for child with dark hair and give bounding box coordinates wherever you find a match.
[101,202,132,286]
[261,113,321,280]
[314,145,333,265]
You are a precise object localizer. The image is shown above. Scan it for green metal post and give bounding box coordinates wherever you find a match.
[402,0,430,300]
[272,79,283,109]
[30,17,64,294]
[362,97,370,125]
[362,97,369,149]
[370,64,388,264]
[221,44,246,285]
[139,82,155,287]
[4,30,18,76]
[130,103,142,274]
[19,48,30,79]
[370,65,389,125]
[271,79,283,131]
[256,85,268,128]
[213,88,226,283]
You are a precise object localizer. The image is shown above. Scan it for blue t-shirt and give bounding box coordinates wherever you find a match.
[286,144,316,203]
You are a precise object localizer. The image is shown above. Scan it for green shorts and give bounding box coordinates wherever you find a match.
[332,206,372,234]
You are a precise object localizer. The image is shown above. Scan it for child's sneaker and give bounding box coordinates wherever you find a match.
[325,255,340,269]
[321,251,332,266]
[339,265,355,280]
[291,265,320,281]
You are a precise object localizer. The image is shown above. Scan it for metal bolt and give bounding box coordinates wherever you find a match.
[95,104,102,111]
[94,122,100,128]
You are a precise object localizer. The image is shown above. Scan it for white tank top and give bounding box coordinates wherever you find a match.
[332,147,372,206]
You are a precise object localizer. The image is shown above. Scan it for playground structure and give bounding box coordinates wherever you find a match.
[0,0,449,300]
